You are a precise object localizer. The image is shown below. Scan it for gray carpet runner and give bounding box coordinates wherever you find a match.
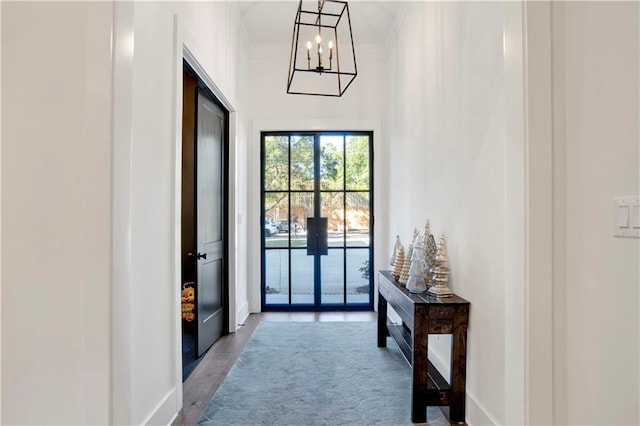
[197,321,448,425]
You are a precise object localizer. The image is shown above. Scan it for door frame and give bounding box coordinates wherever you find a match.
[249,119,384,315]
[171,30,238,414]
[259,131,375,311]
[179,58,231,330]
[185,63,230,354]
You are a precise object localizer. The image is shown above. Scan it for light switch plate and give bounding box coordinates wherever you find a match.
[614,196,640,238]
[630,206,640,228]
[617,206,630,228]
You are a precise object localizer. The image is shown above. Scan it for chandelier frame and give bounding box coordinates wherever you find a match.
[287,0,358,97]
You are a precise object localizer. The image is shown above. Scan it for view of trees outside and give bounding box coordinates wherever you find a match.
[264,134,370,233]
[262,133,372,306]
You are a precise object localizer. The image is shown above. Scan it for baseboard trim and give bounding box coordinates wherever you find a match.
[466,390,500,426]
[166,411,178,426]
[236,300,249,330]
[142,387,177,426]
[428,347,499,425]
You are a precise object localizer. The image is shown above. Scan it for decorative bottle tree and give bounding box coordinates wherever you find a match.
[423,221,431,247]
[406,235,427,293]
[389,235,401,267]
[399,241,413,285]
[392,245,405,280]
[428,234,453,297]
[422,221,434,287]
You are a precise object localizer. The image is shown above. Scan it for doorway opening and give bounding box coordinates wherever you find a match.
[261,131,374,311]
[181,61,229,380]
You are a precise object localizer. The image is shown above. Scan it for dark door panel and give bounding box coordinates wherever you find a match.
[196,91,226,356]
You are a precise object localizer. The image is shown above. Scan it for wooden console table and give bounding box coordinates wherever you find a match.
[377,270,470,424]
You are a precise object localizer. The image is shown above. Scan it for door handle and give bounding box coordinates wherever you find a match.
[306,217,328,256]
[197,252,207,260]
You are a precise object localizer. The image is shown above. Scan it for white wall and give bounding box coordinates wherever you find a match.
[233,17,251,325]
[552,2,640,424]
[1,2,113,424]
[111,2,251,423]
[246,48,388,312]
[2,1,251,424]
[384,3,513,424]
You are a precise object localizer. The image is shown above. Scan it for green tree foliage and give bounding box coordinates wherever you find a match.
[345,135,370,190]
[263,133,370,215]
[264,136,288,191]
[290,136,314,190]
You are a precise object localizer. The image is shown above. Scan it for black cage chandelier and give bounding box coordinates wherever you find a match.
[287,0,357,97]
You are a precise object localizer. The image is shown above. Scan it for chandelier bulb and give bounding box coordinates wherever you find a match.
[306,41,312,50]
[328,40,334,49]
[315,34,322,44]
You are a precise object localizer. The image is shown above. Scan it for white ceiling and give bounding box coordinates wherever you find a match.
[239,1,404,47]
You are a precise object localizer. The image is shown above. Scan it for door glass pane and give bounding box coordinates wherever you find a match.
[346,192,370,247]
[347,249,369,304]
[345,135,369,190]
[265,250,289,305]
[291,250,313,304]
[261,131,373,310]
[264,136,288,191]
[320,135,344,190]
[321,249,344,304]
[290,192,313,248]
[264,192,288,248]
[321,192,344,247]
[290,136,314,190]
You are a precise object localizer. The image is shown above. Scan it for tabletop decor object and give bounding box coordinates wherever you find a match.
[390,235,401,266]
[392,245,405,280]
[422,221,434,287]
[428,234,453,297]
[406,235,427,293]
[399,241,413,285]
[424,233,437,287]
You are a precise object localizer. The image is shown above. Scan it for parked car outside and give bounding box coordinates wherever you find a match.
[274,220,289,233]
[264,220,278,237]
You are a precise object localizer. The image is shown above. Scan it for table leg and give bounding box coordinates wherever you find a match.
[450,305,469,423]
[377,292,388,348]
[411,309,428,423]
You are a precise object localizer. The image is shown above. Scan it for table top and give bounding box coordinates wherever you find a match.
[378,270,470,305]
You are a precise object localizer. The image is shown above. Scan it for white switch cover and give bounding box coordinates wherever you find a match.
[618,206,630,227]
[614,196,640,238]
[630,206,640,228]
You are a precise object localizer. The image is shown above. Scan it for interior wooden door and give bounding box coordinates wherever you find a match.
[195,90,226,356]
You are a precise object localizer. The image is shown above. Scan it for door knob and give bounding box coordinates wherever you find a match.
[197,252,207,260]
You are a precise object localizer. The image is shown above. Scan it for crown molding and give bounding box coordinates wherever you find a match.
[239,2,412,62]
[382,2,410,59]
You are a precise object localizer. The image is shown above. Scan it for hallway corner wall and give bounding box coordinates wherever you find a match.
[113,2,251,424]
[1,2,113,424]
[551,2,640,424]
[383,2,513,424]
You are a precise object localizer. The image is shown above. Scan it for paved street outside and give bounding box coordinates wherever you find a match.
[264,230,371,305]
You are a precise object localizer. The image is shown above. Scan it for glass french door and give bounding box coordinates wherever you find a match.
[261,131,373,310]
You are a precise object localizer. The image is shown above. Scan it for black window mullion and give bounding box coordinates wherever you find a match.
[342,135,347,305]
[288,135,292,305]
[313,132,321,306]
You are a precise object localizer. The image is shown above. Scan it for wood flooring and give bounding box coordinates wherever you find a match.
[173,311,376,425]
